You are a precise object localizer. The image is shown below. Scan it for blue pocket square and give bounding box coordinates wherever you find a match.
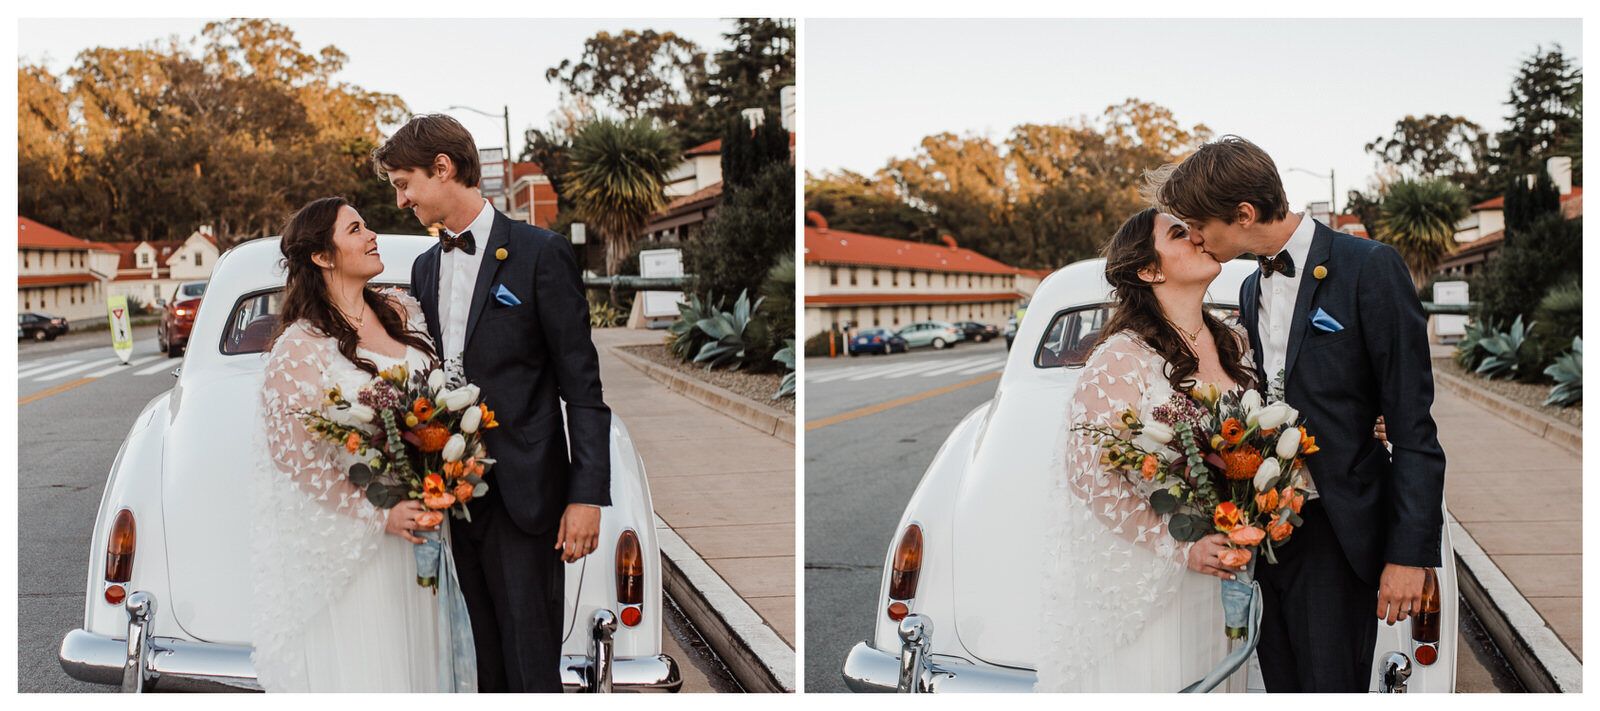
[494,284,522,307]
[1311,307,1343,333]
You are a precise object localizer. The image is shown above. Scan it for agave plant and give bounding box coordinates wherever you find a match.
[1475,315,1537,380]
[1543,337,1582,407]
[589,301,624,328]
[667,293,721,362]
[1455,317,1498,370]
[693,290,769,371]
[772,339,796,399]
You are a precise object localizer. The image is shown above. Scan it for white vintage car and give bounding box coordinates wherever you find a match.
[842,257,1458,693]
[59,234,681,692]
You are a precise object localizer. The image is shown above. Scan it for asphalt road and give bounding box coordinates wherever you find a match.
[16,327,735,693]
[801,339,1523,693]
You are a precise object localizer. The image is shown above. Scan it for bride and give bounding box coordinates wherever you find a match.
[249,196,471,692]
[1037,208,1255,692]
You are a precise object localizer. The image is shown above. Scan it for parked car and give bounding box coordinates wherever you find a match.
[19,312,69,341]
[850,328,909,356]
[157,281,209,357]
[954,321,1000,343]
[842,257,1458,693]
[60,235,681,693]
[896,321,964,350]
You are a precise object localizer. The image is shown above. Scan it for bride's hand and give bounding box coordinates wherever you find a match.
[1186,533,1242,580]
[385,500,436,544]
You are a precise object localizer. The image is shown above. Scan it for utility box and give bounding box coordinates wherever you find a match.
[1434,281,1469,342]
[638,248,685,329]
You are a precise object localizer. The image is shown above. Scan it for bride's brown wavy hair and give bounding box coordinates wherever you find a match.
[270,196,436,375]
[1097,208,1255,393]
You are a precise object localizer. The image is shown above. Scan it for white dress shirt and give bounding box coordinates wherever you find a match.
[438,199,496,363]
[1257,211,1319,496]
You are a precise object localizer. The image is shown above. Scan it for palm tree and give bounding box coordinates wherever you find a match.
[563,117,680,300]
[1378,178,1469,289]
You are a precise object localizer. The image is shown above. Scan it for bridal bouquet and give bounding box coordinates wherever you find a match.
[1073,382,1318,638]
[296,358,497,586]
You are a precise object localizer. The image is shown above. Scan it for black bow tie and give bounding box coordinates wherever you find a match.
[1258,250,1295,278]
[441,230,476,255]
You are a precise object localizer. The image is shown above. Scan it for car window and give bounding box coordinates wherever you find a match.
[1034,304,1243,369]
[219,284,409,355]
[181,282,207,299]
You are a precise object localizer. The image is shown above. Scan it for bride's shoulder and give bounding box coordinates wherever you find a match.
[266,320,333,361]
[1087,330,1155,360]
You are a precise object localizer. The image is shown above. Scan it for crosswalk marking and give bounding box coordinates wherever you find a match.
[951,359,1007,376]
[33,357,123,382]
[83,355,163,379]
[808,356,1008,384]
[914,356,995,377]
[884,360,966,379]
[134,359,181,376]
[16,359,83,379]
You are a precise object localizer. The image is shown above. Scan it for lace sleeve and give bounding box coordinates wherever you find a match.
[1063,334,1192,566]
[379,287,429,336]
[250,323,389,691]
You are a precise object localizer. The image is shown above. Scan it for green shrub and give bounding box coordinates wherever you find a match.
[668,293,722,362]
[692,290,770,371]
[589,301,623,328]
[804,330,844,358]
[1533,280,1581,365]
[684,160,795,302]
[773,339,796,399]
[1543,337,1582,407]
[1473,212,1581,329]
[760,252,796,355]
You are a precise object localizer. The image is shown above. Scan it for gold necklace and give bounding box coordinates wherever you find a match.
[338,297,367,328]
[1172,320,1202,344]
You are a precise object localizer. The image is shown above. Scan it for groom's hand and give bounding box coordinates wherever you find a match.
[1377,563,1427,625]
[555,503,602,563]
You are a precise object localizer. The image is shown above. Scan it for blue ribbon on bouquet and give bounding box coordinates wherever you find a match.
[1179,578,1264,693]
[414,529,478,692]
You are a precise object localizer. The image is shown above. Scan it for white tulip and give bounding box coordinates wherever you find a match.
[1254,457,1282,492]
[1275,427,1301,458]
[347,404,375,423]
[1256,403,1294,431]
[442,434,466,462]
[428,369,446,392]
[461,405,482,433]
[1141,420,1174,445]
[473,442,487,459]
[1240,389,1263,416]
[441,387,473,412]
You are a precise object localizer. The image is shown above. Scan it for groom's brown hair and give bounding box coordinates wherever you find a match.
[372,114,481,188]
[1155,135,1289,224]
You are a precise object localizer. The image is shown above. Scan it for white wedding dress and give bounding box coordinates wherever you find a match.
[1036,329,1246,693]
[250,292,447,692]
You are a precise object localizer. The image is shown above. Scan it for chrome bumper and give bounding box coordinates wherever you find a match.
[61,592,681,692]
[842,615,1035,693]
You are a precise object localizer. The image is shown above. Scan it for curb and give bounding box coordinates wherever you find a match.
[1432,366,1581,456]
[654,515,795,693]
[1450,516,1583,692]
[609,345,796,444]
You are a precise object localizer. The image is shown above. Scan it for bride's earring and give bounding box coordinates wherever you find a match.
[1155,271,1165,283]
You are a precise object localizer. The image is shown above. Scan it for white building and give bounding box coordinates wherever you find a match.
[105,227,221,309]
[17,217,120,323]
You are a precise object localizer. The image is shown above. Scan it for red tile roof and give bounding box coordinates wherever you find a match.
[18,273,100,287]
[664,181,723,212]
[1015,268,1054,280]
[17,218,117,251]
[683,133,796,158]
[1473,185,1583,210]
[805,226,1018,275]
[807,292,1020,305]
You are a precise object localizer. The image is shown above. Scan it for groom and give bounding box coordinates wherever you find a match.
[1158,136,1446,692]
[374,114,611,692]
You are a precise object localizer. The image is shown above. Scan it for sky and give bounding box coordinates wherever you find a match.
[16,17,740,160]
[804,18,1582,214]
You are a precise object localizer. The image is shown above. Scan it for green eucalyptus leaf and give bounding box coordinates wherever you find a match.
[1169,513,1203,542]
[348,463,374,487]
[366,482,388,507]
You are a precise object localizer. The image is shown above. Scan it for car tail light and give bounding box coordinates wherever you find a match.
[1410,568,1441,664]
[105,584,127,605]
[887,524,923,621]
[106,509,136,584]
[616,529,644,626]
[872,337,882,344]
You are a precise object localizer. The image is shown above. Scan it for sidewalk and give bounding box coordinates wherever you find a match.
[590,328,796,687]
[1428,345,1583,687]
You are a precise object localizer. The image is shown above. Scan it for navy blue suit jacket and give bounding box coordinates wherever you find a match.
[1239,221,1445,584]
[411,209,611,536]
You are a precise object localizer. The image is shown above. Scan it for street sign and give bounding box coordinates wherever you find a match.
[639,248,686,319]
[107,295,133,364]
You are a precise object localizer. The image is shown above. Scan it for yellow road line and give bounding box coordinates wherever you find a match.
[805,371,1001,431]
[18,376,99,406]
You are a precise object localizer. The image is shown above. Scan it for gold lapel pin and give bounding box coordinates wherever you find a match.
[1313,265,1328,280]
[495,248,508,261]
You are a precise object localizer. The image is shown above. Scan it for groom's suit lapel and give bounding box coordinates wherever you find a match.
[1283,222,1334,384]
[417,244,444,347]
[1240,270,1266,384]
[462,210,513,350]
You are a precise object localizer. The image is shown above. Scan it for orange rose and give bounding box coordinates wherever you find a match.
[1141,454,1159,480]
[1220,418,1245,445]
[1255,488,1279,514]
[423,493,456,509]
[415,510,444,529]
[1213,502,1242,532]
[1220,448,1264,480]
[1268,516,1294,541]
[344,432,361,454]
[423,473,446,497]
[465,457,485,478]
[479,405,498,429]
[1285,491,1305,514]
[1228,525,1266,546]
[412,397,435,421]
[442,460,463,479]
[415,424,450,452]
[453,481,475,504]
[1217,547,1253,567]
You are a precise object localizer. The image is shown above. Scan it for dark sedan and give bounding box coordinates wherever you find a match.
[19,312,69,341]
[849,328,908,356]
[955,321,1000,343]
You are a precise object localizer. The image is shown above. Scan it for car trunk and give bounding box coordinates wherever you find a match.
[949,371,1081,669]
